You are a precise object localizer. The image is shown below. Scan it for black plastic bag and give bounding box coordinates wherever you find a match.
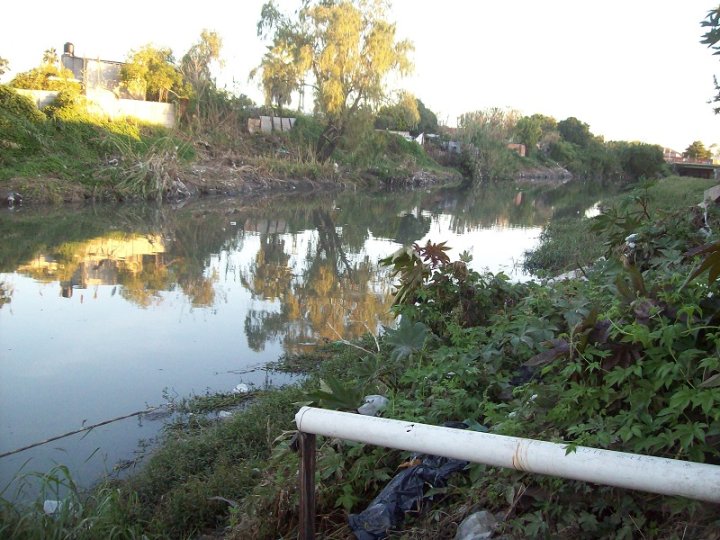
[348,422,469,539]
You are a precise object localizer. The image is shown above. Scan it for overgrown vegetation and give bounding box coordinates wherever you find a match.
[4,180,720,538]
[9,48,78,92]
[454,109,673,187]
[524,176,718,276]
[0,85,190,202]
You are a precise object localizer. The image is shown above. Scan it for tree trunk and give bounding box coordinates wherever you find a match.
[316,121,341,162]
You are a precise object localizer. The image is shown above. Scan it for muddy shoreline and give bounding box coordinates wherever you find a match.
[2,157,463,206]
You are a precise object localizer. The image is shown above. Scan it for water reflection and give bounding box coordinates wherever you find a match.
[0,182,605,498]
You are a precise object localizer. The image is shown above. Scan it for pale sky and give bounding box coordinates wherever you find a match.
[2,0,718,152]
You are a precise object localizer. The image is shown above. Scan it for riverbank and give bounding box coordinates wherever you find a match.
[1,86,461,206]
[524,175,719,276]
[1,145,461,206]
[3,180,720,538]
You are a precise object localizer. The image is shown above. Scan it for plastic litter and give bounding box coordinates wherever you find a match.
[43,499,76,516]
[454,510,498,540]
[357,395,389,416]
[232,383,250,394]
[348,422,469,539]
[43,500,61,515]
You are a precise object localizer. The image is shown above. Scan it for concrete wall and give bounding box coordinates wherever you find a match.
[61,54,84,81]
[16,89,58,109]
[84,59,123,93]
[14,89,175,128]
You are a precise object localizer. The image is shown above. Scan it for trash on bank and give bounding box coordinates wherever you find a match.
[348,422,469,539]
[357,395,389,416]
[232,383,250,394]
[454,510,499,540]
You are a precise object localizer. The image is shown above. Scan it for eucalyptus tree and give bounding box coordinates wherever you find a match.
[255,0,414,161]
[181,30,222,101]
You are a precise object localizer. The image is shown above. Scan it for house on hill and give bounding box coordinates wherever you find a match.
[15,41,175,128]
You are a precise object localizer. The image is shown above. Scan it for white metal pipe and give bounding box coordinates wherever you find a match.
[295,406,720,503]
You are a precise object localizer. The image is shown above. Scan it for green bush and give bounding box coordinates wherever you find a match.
[0,85,45,122]
[42,88,83,119]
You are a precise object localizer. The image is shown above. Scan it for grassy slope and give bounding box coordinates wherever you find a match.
[1,88,456,204]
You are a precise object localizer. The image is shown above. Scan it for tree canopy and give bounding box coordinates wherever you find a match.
[0,57,9,77]
[256,0,414,161]
[457,107,520,184]
[120,45,184,102]
[414,98,438,135]
[513,115,542,155]
[374,91,420,131]
[9,48,76,91]
[181,30,222,97]
[557,116,593,147]
[684,140,713,160]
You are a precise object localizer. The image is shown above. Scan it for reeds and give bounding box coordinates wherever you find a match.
[0,465,144,539]
[106,135,192,201]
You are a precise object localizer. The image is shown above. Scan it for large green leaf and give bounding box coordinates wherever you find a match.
[384,317,430,362]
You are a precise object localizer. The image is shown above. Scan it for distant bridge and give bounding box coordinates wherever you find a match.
[665,157,719,179]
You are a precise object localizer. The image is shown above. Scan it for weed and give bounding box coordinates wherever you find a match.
[0,465,145,539]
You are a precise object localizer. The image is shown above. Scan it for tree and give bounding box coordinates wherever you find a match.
[684,140,713,160]
[252,44,300,114]
[457,107,520,184]
[121,45,183,102]
[615,142,666,180]
[0,57,9,77]
[557,117,593,147]
[9,48,76,91]
[414,98,437,135]
[701,6,720,113]
[181,30,222,97]
[458,107,519,146]
[256,0,413,161]
[42,48,58,66]
[374,91,420,131]
[514,116,542,155]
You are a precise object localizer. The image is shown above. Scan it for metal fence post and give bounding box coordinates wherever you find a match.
[298,431,316,540]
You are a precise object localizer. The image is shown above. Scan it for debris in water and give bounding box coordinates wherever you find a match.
[232,383,250,394]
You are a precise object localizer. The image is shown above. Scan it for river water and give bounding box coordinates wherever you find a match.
[0,182,602,501]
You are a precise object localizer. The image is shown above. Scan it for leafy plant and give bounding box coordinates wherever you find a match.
[305,376,365,411]
[384,317,430,362]
[684,240,720,286]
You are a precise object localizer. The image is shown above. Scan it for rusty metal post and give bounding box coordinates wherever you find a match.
[298,431,316,540]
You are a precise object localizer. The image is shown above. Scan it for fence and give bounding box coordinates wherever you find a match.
[294,406,720,539]
[247,116,296,134]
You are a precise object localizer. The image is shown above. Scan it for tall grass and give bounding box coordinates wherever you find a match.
[106,136,194,201]
[0,465,145,539]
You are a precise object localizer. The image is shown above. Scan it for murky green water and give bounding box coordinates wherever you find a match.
[0,182,603,499]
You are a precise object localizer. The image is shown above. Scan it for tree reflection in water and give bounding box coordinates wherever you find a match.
[242,209,394,353]
[1,182,609,354]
